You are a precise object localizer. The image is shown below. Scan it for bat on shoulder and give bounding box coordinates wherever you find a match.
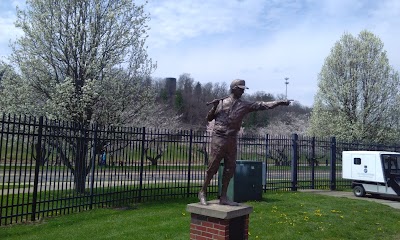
[206,96,228,106]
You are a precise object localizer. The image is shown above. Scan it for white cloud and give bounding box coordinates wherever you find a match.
[147,0,400,106]
[146,0,267,47]
[0,0,399,106]
[0,0,25,60]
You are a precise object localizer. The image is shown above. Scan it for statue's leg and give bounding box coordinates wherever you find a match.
[219,138,239,206]
[199,136,223,205]
[219,161,238,205]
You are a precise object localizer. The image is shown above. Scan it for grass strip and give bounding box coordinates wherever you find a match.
[1,191,400,240]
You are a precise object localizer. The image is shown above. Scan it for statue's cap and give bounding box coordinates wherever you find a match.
[230,79,249,90]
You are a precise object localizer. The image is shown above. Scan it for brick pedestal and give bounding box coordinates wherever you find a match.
[186,200,253,240]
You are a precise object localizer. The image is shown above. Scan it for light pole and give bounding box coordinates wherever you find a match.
[284,77,289,99]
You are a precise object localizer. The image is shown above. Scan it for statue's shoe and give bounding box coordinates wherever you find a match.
[219,198,240,206]
[198,191,208,205]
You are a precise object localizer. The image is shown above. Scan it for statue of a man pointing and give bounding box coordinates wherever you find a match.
[199,79,292,206]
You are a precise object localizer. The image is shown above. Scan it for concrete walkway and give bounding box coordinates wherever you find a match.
[299,189,400,210]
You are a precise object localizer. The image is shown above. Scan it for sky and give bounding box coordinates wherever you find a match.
[1,0,400,107]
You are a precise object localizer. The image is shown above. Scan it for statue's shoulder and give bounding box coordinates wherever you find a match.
[218,96,231,104]
[239,99,253,105]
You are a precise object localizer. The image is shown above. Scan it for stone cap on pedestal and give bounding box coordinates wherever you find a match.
[186,200,253,219]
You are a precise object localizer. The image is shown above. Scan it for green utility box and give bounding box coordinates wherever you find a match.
[218,160,263,202]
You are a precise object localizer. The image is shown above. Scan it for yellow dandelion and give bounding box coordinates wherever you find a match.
[314,209,323,216]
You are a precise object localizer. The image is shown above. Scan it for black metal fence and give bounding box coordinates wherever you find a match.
[1,114,399,225]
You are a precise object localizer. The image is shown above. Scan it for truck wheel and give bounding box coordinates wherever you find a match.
[353,185,366,197]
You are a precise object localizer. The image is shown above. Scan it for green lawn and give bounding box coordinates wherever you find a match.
[1,192,400,240]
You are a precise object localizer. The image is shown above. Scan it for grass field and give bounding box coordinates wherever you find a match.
[1,191,400,240]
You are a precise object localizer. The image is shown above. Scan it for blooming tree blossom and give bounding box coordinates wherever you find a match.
[308,30,400,143]
[1,0,156,193]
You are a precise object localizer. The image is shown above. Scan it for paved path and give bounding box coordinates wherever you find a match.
[300,189,400,210]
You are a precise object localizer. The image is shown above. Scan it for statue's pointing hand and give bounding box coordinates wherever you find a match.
[281,99,294,106]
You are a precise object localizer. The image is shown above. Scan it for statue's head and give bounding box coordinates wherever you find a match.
[230,79,249,91]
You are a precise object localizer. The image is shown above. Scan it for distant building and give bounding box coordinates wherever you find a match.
[165,77,176,98]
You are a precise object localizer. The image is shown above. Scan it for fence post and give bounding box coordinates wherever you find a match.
[330,137,336,191]
[291,134,298,191]
[138,127,146,203]
[31,116,43,222]
[311,136,315,189]
[89,123,98,209]
[187,130,193,197]
[263,134,269,193]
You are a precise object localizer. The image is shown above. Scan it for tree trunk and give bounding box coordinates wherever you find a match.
[73,135,89,194]
[35,142,47,166]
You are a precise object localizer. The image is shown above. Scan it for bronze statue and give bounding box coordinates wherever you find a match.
[199,79,292,206]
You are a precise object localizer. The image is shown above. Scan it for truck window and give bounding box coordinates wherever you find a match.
[381,154,400,174]
[354,158,361,165]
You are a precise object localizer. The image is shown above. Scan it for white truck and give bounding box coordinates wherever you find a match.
[342,151,400,197]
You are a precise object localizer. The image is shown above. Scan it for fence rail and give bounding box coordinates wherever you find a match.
[1,114,399,225]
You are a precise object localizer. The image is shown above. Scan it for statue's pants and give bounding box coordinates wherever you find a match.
[206,135,237,179]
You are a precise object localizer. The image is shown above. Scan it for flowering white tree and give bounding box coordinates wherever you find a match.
[308,30,400,143]
[0,61,42,115]
[2,0,156,193]
[8,0,155,123]
[257,112,309,136]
